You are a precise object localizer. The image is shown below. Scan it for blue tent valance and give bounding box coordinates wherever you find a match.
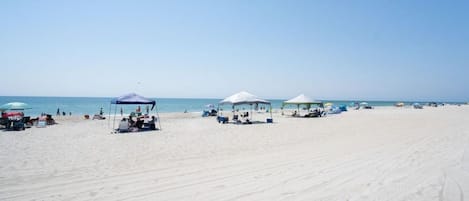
[111,93,156,109]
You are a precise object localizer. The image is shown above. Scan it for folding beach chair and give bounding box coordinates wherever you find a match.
[23,116,32,128]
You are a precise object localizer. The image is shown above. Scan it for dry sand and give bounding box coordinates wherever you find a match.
[1,106,468,201]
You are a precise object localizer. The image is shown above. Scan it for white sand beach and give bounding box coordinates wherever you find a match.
[1,106,468,201]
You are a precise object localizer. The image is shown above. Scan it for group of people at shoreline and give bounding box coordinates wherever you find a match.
[55,108,72,116]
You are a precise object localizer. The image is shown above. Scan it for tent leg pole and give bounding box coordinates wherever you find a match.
[108,103,112,129]
[113,104,117,133]
[156,106,161,130]
[232,105,235,123]
[250,105,253,121]
[270,104,273,119]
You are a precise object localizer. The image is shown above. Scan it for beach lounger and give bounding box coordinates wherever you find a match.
[0,117,8,128]
[23,116,32,128]
[12,120,25,131]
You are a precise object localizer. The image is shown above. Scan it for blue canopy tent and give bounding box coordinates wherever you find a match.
[110,93,161,131]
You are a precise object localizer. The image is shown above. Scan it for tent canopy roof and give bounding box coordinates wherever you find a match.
[111,93,156,107]
[219,91,270,106]
[283,94,322,105]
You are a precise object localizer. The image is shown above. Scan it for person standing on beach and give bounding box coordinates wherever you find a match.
[56,108,60,116]
[120,107,123,116]
[99,108,103,116]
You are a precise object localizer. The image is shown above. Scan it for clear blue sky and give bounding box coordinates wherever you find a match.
[1,0,468,101]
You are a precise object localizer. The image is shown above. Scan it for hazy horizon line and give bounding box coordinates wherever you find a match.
[0,95,466,103]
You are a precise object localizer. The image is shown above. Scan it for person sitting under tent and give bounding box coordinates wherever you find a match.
[241,112,251,124]
[118,118,130,132]
[128,115,135,125]
[135,117,144,129]
[149,116,157,130]
[241,112,249,118]
[232,114,240,123]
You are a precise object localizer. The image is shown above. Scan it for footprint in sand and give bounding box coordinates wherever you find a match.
[89,191,98,197]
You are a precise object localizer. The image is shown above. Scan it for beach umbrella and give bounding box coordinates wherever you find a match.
[360,102,369,106]
[324,102,333,107]
[0,102,32,111]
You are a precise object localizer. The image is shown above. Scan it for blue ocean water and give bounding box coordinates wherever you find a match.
[0,96,225,116]
[0,96,461,117]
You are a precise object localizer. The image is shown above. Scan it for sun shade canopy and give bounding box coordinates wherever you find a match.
[283,94,322,105]
[219,91,270,106]
[111,93,156,109]
[0,102,32,111]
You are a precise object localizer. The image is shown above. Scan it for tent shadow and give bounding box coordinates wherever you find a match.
[113,128,160,134]
[231,120,274,125]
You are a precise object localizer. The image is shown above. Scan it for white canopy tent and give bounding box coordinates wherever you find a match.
[282,94,323,117]
[219,91,271,105]
[218,91,272,122]
[284,94,322,105]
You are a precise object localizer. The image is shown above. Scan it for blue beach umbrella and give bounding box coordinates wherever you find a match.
[0,102,32,111]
